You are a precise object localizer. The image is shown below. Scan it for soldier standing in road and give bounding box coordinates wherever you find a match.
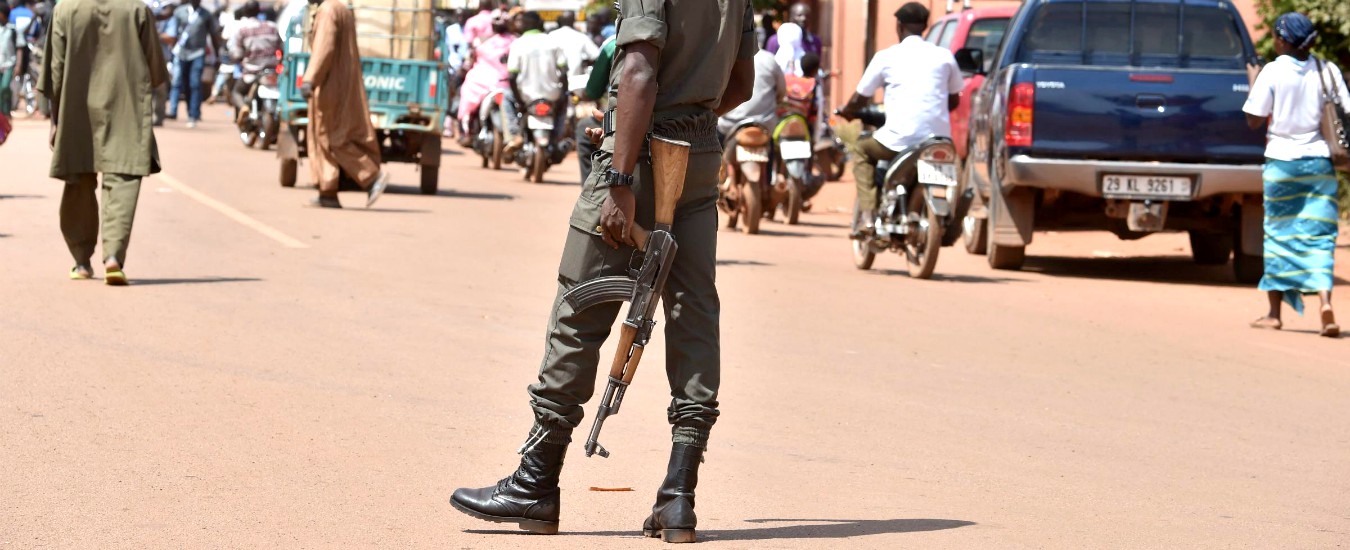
[449,0,756,543]
[39,0,167,285]
[300,0,388,209]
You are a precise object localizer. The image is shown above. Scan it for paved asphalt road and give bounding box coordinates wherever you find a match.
[2,110,1348,549]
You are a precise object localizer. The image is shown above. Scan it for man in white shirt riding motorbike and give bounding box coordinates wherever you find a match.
[838,2,963,235]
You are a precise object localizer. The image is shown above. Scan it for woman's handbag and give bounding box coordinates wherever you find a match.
[1314,57,1350,172]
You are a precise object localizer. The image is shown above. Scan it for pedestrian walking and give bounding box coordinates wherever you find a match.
[0,4,17,115]
[448,0,756,542]
[299,0,388,209]
[39,0,168,285]
[166,0,220,127]
[1243,12,1346,337]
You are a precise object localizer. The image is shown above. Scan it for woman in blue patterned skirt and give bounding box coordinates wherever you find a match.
[1242,12,1346,337]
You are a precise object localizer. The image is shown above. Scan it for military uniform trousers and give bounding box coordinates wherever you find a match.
[60,173,142,267]
[528,150,723,450]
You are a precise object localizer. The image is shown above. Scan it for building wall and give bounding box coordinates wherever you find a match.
[811,0,1262,109]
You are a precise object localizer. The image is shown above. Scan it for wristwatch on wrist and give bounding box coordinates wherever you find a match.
[603,168,635,188]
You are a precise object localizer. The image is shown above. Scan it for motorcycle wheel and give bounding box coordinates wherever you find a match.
[531,146,547,183]
[741,180,762,235]
[963,214,988,255]
[903,193,942,279]
[260,112,278,150]
[240,126,258,148]
[22,78,37,117]
[784,177,803,225]
[490,129,504,170]
[830,153,847,181]
[851,198,875,270]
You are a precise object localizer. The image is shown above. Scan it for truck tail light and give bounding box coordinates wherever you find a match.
[1006,82,1034,148]
[430,72,438,98]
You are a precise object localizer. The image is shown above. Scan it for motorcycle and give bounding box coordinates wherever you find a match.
[471,89,508,170]
[772,112,828,225]
[509,98,574,183]
[18,41,43,118]
[717,122,773,234]
[814,121,849,182]
[846,106,963,279]
[237,67,281,150]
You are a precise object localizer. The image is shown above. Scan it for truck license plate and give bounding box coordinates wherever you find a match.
[1102,174,1193,199]
[917,160,957,186]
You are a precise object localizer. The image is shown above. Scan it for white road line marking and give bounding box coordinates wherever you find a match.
[154,173,310,249]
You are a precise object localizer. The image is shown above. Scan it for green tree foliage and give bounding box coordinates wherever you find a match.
[1254,0,1350,67]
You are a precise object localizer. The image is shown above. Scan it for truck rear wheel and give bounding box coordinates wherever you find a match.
[986,191,1025,270]
[280,159,298,188]
[1188,230,1233,265]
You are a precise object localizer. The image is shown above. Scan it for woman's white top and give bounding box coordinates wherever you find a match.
[1244,55,1350,161]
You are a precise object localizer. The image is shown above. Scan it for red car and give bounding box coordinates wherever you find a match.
[925,6,1016,159]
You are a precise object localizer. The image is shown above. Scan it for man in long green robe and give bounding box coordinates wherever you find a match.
[39,0,167,285]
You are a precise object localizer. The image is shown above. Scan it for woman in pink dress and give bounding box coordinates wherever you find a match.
[456,17,516,136]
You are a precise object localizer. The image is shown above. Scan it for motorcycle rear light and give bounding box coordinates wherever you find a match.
[920,145,956,163]
[1006,82,1034,148]
[533,103,552,117]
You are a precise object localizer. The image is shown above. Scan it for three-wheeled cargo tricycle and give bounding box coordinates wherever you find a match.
[276,0,448,194]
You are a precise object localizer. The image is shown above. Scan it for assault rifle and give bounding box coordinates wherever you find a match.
[561,135,691,458]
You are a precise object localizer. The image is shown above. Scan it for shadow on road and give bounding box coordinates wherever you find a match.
[487,517,976,541]
[742,227,829,239]
[871,270,1025,284]
[791,219,851,230]
[0,194,45,200]
[717,259,772,267]
[1022,256,1246,287]
[386,185,515,201]
[129,277,262,286]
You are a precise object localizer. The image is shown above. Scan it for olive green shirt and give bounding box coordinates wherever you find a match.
[40,0,168,178]
[603,0,757,154]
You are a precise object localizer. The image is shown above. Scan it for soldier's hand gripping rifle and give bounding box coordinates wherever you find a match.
[562,135,691,459]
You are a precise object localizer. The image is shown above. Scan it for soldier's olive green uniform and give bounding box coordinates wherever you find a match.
[39,0,167,268]
[527,0,757,450]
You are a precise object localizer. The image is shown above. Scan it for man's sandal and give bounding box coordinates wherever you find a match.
[105,269,129,286]
[69,266,93,280]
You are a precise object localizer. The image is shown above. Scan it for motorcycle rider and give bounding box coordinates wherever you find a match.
[455,14,514,145]
[838,2,962,236]
[716,46,785,141]
[227,1,280,123]
[501,10,565,157]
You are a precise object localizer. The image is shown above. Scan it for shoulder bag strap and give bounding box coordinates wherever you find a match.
[1315,57,1343,107]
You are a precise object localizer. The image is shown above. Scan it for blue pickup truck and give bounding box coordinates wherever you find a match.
[959,0,1267,282]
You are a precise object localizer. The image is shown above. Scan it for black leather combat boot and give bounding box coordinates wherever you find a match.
[642,444,704,543]
[450,429,569,535]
